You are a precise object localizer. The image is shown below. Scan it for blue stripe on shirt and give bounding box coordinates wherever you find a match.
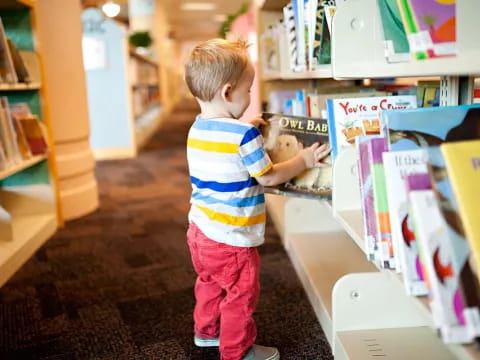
[192,193,265,207]
[193,120,248,135]
[190,176,258,192]
[240,127,260,145]
[241,148,266,166]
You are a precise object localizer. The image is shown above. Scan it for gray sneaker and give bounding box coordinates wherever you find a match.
[242,345,280,360]
[194,335,219,347]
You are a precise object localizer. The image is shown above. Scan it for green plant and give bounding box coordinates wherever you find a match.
[218,3,249,38]
[129,31,153,48]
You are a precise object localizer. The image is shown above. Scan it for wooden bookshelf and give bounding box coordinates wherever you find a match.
[0,0,35,9]
[0,155,47,181]
[0,82,41,91]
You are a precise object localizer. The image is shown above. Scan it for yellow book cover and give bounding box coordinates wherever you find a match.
[441,140,480,276]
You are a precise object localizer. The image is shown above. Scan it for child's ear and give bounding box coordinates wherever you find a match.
[221,83,232,102]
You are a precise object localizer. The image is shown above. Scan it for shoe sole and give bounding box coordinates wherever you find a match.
[194,338,219,347]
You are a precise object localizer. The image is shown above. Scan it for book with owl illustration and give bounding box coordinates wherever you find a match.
[409,189,477,343]
[326,95,417,161]
[261,112,331,199]
[383,149,429,294]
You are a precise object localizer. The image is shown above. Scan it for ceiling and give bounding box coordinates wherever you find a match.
[82,0,250,41]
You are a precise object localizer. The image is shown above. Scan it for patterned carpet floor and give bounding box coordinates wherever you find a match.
[0,100,333,360]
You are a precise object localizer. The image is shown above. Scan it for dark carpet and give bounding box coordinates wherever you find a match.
[0,99,333,360]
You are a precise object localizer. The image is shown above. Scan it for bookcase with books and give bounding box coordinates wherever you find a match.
[256,0,480,359]
[0,0,59,286]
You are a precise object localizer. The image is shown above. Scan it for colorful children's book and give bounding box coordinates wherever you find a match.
[369,137,395,269]
[383,150,429,294]
[409,189,477,343]
[424,146,480,342]
[386,105,480,153]
[326,95,417,161]
[357,136,382,261]
[441,140,480,300]
[397,0,456,59]
[377,0,410,63]
[261,112,331,199]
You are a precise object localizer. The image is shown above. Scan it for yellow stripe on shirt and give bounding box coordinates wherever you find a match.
[196,205,266,226]
[188,138,239,153]
[251,162,272,178]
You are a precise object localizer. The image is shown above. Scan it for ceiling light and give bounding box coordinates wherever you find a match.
[213,14,227,22]
[181,2,217,11]
[102,1,121,18]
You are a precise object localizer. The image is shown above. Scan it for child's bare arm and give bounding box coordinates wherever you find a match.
[256,143,330,187]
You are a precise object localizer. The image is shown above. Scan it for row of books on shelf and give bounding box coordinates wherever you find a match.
[0,97,48,171]
[132,86,160,119]
[260,0,336,75]
[129,56,159,86]
[378,0,456,63]
[262,93,480,344]
[356,105,480,345]
[0,18,39,85]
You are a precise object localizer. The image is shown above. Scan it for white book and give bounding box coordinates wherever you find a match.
[382,149,428,295]
[410,190,476,343]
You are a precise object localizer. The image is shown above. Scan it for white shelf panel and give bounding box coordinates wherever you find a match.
[0,213,57,286]
[262,65,333,81]
[333,209,364,253]
[335,327,458,360]
[0,82,41,91]
[288,232,377,347]
[0,155,47,181]
[332,0,480,79]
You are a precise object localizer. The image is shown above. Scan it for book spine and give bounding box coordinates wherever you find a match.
[326,99,338,160]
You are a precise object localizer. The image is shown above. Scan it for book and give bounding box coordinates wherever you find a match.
[0,97,21,165]
[326,95,417,161]
[0,18,17,83]
[409,189,479,343]
[417,80,440,108]
[441,140,480,304]
[383,149,429,294]
[292,0,307,72]
[1,97,29,161]
[425,146,480,341]
[369,137,395,269]
[377,0,410,63]
[261,112,331,198]
[18,115,48,155]
[386,105,480,153]
[6,38,30,83]
[356,135,382,261]
[400,0,456,59]
[283,3,298,73]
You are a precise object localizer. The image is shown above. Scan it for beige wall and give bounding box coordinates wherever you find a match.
[35,0,99,220]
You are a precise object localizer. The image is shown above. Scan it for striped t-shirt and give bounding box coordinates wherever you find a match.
[186,116,273,247]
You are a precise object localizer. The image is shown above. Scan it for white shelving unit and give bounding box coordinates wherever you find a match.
[263,65,333,81]
[259,0,480,358]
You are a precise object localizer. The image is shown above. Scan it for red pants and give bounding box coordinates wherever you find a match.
[187,222,260,360]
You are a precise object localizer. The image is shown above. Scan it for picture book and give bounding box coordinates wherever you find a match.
[292,0,307,72]
[377,0,410,63]
[0,97,21,165]
[326,95,417,161]
[6,38,30,83]
[399,0,456,59]
[424,146,480,341]
[356,135,382,261]
[386,105,480,153]
[0,18,17,83]
[383,149,429,294]
[283,3,298,72]
[369,137,395,269]
[409,189,477,343]
[261,112,331,199]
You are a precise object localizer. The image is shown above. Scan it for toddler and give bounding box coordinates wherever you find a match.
[184,39,330,360]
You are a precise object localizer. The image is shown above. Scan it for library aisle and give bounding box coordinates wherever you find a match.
[0,99,332,360]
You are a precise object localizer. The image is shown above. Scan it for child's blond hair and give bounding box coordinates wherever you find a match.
[185,39,250,102]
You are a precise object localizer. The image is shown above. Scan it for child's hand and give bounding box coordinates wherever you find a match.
[299,143,331,168]
[246,115,267,128]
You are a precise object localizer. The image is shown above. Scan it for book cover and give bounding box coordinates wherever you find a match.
[378,0,410,63]
[326,95,417,161]
[292,0,307,72]
[261,112,331,199]
[369,137,395,269]
[386,105,480,153]
[383,149,429,294]
[19,115,48,155]
[0,97,21,164]
[409,189,477,343]
[6,38,30,83]
[283,3,298,73]
[426,146,480,341]
[357,135,382,261]
[405,0,456,58]
[0,18,17,83]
